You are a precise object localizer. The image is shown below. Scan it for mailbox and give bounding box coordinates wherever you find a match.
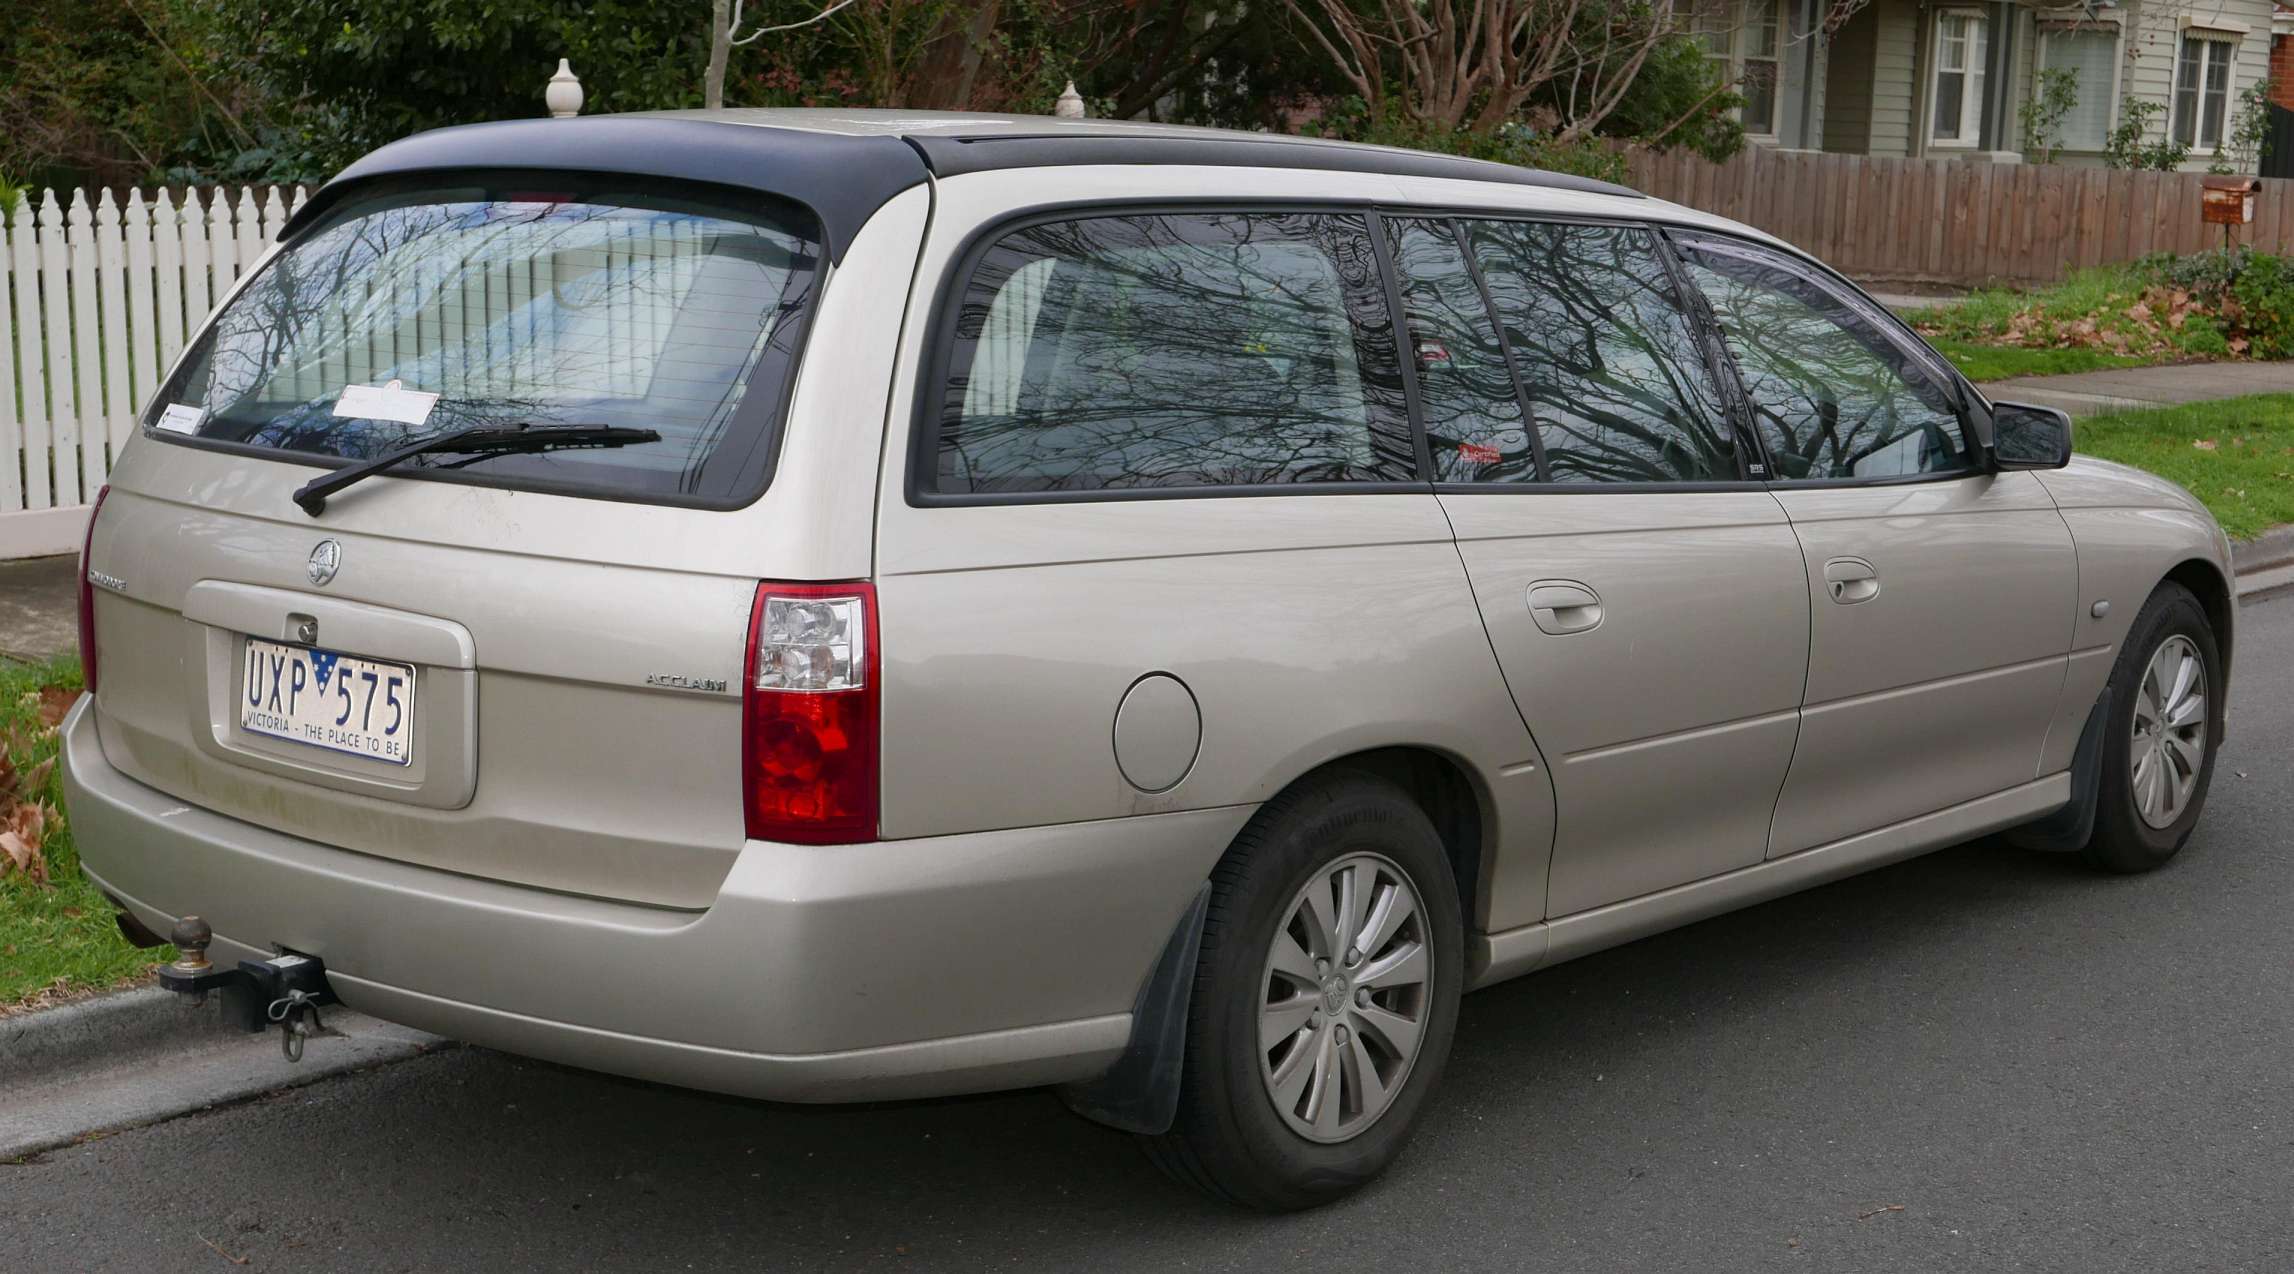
[2202,175,2260,226]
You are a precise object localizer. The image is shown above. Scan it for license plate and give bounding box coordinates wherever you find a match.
[240,638,417,766]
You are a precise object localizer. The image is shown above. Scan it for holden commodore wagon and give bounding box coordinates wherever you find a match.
[63,110,2234,1210]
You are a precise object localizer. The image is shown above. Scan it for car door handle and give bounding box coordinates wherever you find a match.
[1823,557,1880,605]
[1527,581,1603,635]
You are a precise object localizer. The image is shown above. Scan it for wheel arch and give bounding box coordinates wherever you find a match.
[2163,556,2234,683]
[1058,742,1500,1137]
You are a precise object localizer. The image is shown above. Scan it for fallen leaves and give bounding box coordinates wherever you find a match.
[0,684,74,887]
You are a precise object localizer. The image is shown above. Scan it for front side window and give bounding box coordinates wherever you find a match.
[1465,220,1738,485]
[1678,237,1969,481]
[2039,26,2119,153]
[2174,35,2238,150]
[1931,10,1990,144]
[149,177,821,505]
[932,211,1414,494]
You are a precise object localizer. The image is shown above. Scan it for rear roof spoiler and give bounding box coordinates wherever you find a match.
[277,116,931,263]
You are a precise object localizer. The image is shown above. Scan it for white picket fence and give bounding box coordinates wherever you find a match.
[0,185,308,557]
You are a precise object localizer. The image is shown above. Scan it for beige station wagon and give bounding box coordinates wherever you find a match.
[62,110,2234,1209]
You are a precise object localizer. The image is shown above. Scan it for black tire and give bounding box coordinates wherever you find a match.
[1141,771,1465,1211]
[2082,581,2224,873]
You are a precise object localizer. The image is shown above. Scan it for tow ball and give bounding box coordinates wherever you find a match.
[156,916,339,1062]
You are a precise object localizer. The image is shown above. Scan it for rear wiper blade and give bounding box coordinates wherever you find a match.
[293,424,662,516]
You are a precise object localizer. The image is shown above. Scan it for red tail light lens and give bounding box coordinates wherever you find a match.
[742,581,878,844]
[77,485,110,694]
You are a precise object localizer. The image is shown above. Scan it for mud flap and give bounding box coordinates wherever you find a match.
[2009,690,2111,853]
[1056,883,1210,1136]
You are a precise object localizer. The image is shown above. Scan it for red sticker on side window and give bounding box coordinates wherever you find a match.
[1457,442,1502,465]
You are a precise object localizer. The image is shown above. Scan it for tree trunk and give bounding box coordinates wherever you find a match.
[905,0,1002,110]
[705,0,733,110]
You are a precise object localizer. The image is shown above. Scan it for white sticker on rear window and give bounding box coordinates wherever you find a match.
[155,403,206,434]
[333,379,440,427]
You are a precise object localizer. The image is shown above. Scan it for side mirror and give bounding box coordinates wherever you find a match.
[1989,401,2073,470]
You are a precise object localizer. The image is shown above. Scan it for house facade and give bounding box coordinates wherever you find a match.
[1712,0,2276,170]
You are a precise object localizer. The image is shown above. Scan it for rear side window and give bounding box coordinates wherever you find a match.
[146,177,821,506]
[931,211,1415,495]
[1381,218,1536,483]
[1466,220,1737,484]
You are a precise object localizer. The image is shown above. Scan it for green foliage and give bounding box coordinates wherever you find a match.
[2023,67,2077,164]
[1578,36,1745,164]
[191,0,713,178]
[2220,78,2276,175]
[1306,100,1628,182]
[5,0,1762,188]
[2105,98,2189,171]
[0,0,252,189]
[2228,252,2294,358]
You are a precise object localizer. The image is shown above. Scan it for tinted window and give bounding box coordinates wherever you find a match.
[934,212,1414,494]
[1678,238,1970,480]
[1383,218,1536,483]
[1466,221,1737,484]
[149,179,820,505]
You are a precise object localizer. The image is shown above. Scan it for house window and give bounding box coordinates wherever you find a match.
[2173,35,2237,150]
[2037,27,2119,152]
[1695,0,1786,138]
[1930,10,1990,145]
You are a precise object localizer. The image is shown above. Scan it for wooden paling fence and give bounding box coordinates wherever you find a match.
[0,185,306,557]
[1625,146,2294,288]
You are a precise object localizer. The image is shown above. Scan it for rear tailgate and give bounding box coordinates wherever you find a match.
[77,176,927,909]
[90,457,757,909]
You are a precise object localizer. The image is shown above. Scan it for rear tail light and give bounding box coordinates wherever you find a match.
[742,581,878,843]
[77,485,109,694]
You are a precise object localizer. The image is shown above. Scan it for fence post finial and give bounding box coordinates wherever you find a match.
[1054,81,1085,120]
[547,59,584,119]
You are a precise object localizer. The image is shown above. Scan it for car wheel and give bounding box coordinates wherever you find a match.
[2083,581,2223,873]
[1141,771,1464,1211]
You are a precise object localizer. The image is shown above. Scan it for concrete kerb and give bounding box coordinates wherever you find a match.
[1,984,446,1161]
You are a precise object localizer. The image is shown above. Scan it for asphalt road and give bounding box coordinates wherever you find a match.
[9,595,2293,1273]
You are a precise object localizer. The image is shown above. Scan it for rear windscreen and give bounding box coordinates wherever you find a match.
[145,176,821,506]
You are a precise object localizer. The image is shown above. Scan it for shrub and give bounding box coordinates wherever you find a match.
[2105,100,2190,171]
[2228,252,2294,358]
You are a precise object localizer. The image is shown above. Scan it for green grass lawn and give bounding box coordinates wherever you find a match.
[0,656,168,1010]
[1927,338,2155,383]
[2075,394,2294,540]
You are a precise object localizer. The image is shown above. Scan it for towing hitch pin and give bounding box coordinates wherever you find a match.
[155,919,339,1059]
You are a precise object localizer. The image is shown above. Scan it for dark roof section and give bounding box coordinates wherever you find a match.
[278,113,1641,256]
[904,132,1643,199]
[279,116,931,262]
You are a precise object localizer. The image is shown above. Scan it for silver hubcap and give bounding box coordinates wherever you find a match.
[1258,853,1431,1143]
[2131,634,2208,830]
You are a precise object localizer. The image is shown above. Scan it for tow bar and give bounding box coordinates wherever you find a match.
[156,916,339,1062]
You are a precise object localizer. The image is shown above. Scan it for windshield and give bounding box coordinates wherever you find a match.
[145,176,821,505]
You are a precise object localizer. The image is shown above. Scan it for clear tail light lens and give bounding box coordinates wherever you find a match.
[742,581,878,844]
[77,485,109,695]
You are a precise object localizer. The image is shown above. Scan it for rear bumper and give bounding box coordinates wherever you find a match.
[62,698,1246,1103]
